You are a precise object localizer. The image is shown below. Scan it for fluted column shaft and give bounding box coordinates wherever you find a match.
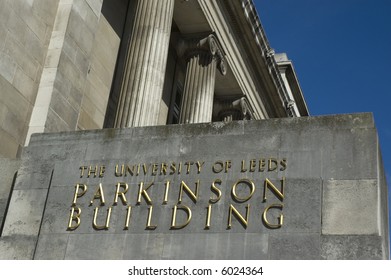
[179,35,226,124]
[115,0,174,127]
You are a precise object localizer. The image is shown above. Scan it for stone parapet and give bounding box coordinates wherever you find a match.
[0,113,388,259]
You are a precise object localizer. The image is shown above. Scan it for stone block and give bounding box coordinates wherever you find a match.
[32,0,60,26]
[321,235,384,260]
[322,179,379,235]
[12,68,39,104]
[1,189,48,237]
[0,235,37,260]
[64,233,126,259]
[269,233,321,260]
[3,31,40,80]
[0,128,20,158]
[157,233,269,260]
[34,233,69,260]
[0,52,17,82]
[50,89,79,128]
[66,9,94,54]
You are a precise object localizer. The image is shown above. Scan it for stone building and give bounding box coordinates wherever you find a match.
[0,0,388,259]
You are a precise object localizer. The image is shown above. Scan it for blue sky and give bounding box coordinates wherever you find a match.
[254,0,391,240]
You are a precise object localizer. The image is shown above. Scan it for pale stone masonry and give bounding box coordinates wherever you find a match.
[0,113,388,259]
[0,0,388,260]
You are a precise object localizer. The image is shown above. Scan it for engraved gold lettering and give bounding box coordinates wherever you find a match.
[249,159,257,172]
[184,161,194,174]
[163,180,170,204]
[171,205,192,229]
[212,161,224,173]
[79,166,88,178]
[115,164,124,177]
[93,207,112,230]
[178,162,182,174]
[137,182,154,205]
[90,183,105,205]
[99,165,105,177]
[126,165,136,176]
[124,206,132,230]
[259,159,266,172]
[114,182,129,205]
[209,179,222,203]
[146,206,157,230]
[170,163,177,175]
[225,160,232,173]
[228,204,250,229]
[160,162,168,175]
[263,177,285,202]
[178,180,199,203]
[268,158,278,171]
[195,161,205,173]
[240,160,247,172]
[231,179,255,202]
[72,184,88,206]
[262,204,283,228]
[67,207,81,230]
[88,165,98,178]
[205,204,212,229]
[142,164,150,175]
[151,163,159,176]
[280,159,287,171]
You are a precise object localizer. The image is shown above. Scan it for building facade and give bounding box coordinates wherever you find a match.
[0,0,388,259]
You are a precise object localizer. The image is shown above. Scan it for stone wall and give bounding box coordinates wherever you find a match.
[0,113,389,259]
[0,159,20,233]
[0,0,60,158]
[26,0,121,142]
[0,0,121,157]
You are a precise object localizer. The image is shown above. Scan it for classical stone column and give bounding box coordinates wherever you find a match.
[179,34,226,124]
[115,0,174,127]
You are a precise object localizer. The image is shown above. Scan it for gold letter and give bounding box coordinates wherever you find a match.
[240,160,247,172]
[115,164,124,177]
[178,180,199,203]
[79,166,87,178]
[280,159,287,171]
[99,166,105,177]
[263,177,285,202]
[262,204,283,229]
[249,159,256,172]
[88,165,98,177]
[228,204,250,229]
[124,206,132,230]
[163,180,170,204]
[90,183,105,206]
[205,204,212,229]
[171,205,192,229]
[137,182,154,205]
[93,207,112,230]
[231,179,255,202]
[67,207,81,230]
[146,206,157,230]
[196,161,205,173]
[72,184,88,206]
[209,179,222,203]
[212,161,224,173]
[268,158,278,171]
[114,182,129,205]
[259,159,266,172]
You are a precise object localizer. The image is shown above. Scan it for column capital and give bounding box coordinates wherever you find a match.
[177,33,227,75]
[216,97,254,121]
